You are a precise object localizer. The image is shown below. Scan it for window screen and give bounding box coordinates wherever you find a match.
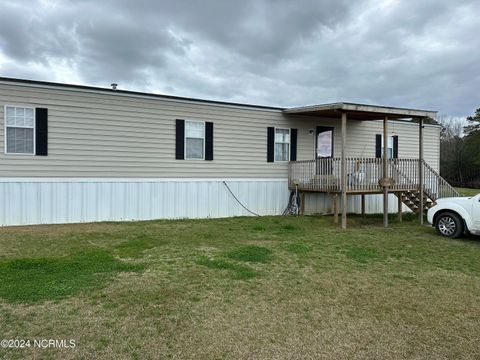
[382,135,394,159]
[275,128,290,162]
[185,120,205,159]
[5,106,35,154]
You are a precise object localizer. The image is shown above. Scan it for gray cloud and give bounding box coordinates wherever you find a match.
[0,0,479,117]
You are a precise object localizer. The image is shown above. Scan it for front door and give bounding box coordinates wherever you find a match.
[316,126,334,159]
[316,126,334,175]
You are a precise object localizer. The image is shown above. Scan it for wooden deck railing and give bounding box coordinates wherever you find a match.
[288,158,459,200]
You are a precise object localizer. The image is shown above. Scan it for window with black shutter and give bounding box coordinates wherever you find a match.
[4,106,48,156]
[290,128,297,161]
[176,119,213,161]
[267,127,297,162]
[175,119,185,160]
[267,127,275,162]
[376,134,396,159]
[35,108,48,156]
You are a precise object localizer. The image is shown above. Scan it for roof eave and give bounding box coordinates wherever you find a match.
[284,102,437,119]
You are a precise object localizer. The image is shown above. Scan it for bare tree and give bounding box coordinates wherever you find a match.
[437,115,467,186]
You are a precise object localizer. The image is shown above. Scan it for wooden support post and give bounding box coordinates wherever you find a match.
[341,112,347,229]
[397,192,403,222]
[300,192,305,215]
[419,117,424,224]
[333,194,339,224]
[331,193,335,214]
[361,194,366,218]
[383,116,389,228]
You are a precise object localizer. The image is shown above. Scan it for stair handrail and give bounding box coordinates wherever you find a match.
[421,160,460,200]
[389,159,459,201]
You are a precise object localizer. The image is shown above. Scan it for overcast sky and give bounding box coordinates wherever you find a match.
[0,0,479,118]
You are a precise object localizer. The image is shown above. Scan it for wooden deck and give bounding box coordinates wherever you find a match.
[283,106,445,228]
[288,158,459,201]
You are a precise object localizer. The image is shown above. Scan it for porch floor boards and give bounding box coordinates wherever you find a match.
[289,187,418,195]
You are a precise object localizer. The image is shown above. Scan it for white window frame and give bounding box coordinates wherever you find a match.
[4,105,36,155]
[184,120,205,160]
[274,127,291,163]
[381,134,394,159]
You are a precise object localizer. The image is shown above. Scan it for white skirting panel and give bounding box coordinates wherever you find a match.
[0,178,412,226]
[304,192,411,215]
[0,178,290,226]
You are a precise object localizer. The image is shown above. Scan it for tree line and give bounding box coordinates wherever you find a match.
[439,108,480,188]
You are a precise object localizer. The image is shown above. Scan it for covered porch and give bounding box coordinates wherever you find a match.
[283,103,456,229]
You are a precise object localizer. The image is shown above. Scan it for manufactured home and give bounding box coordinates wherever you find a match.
[0,77,458,227]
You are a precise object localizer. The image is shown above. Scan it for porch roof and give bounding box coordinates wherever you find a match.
[283,102,437,120]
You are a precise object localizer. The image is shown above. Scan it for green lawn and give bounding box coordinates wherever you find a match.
[1,215,480,359]
[456,187,480,197]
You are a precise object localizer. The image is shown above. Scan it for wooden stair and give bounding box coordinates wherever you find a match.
[394,160,460,214]
[397,189,435,214]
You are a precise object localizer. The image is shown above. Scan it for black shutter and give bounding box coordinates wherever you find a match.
[267,127,275,162]
[35,108,48,156]
[175,119,185,160]
[290,128,297,161]
[205,122,214,161]
[375,134,382,158]
[393,135,399,159]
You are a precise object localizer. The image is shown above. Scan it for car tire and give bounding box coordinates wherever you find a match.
[435,212,464,238]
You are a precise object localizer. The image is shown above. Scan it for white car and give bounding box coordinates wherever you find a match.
[427,193,480,238]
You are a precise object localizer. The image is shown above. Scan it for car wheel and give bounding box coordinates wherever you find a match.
[435,212,463,238]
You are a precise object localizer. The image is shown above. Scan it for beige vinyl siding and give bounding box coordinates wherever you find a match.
[341,119,440,171]
[0,82,440,177]
[290,117,440,171]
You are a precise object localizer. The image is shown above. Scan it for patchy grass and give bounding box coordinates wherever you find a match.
[114,233,167,258]
[252,224,266,231]
[0,250,142,303]
[197,257,258,280]
[345,246,381,264]
[226,245,273,263]
[282,224,299,231]
[285,243,311,254]
[0,215,480,359]
[456,187,480,197]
